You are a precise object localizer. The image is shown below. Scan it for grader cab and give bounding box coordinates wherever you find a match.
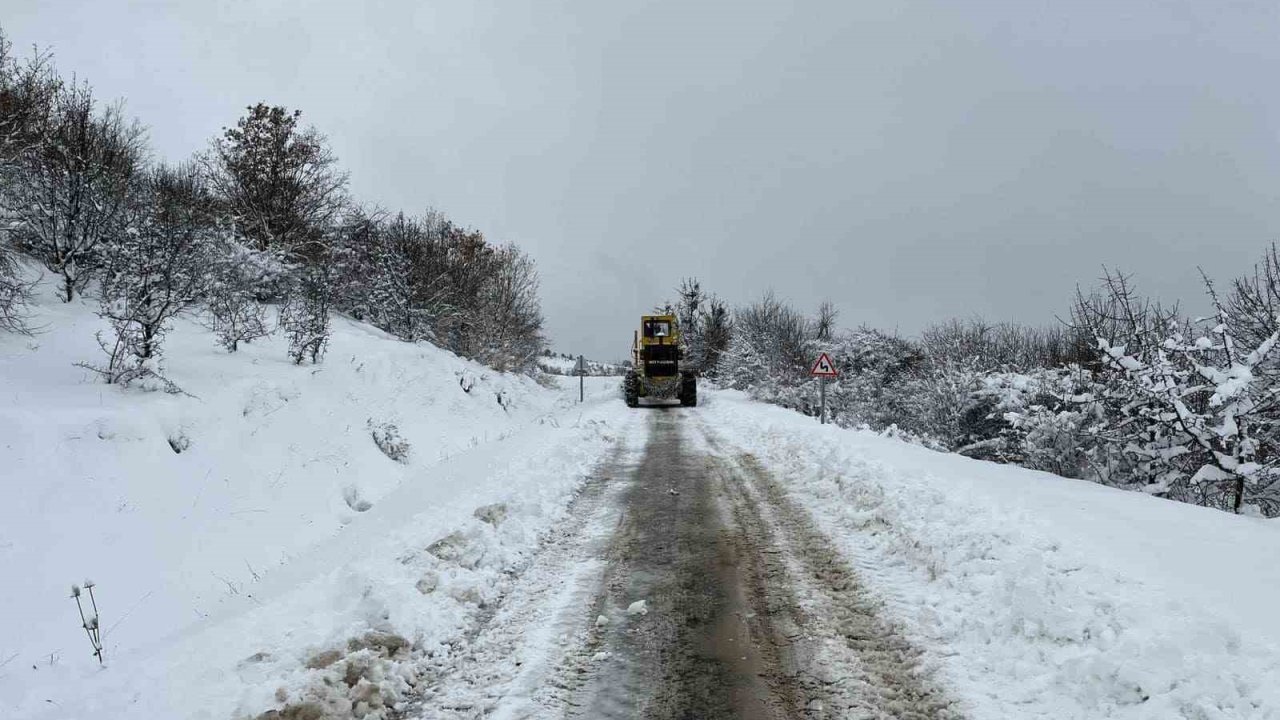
[624,315,697,407]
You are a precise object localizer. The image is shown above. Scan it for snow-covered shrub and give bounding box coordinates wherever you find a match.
[1095,322,1280,515]
[368,420,410,463]
[716,292,815,413]
[1080,269,1280,516]
[280,260,334,365]
[902,358,992,450]
[980,368,1103,477]
[817,327,924,430]
[86,163,215,389]
[203,237,278,352]
[1007,405,1095,477]
[0,241,35,334]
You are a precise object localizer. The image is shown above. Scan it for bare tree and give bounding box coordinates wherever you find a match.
[1069,268,1182,371]
[471,244,544,371]
[0,30,59,182]
[1225,243,1280,371]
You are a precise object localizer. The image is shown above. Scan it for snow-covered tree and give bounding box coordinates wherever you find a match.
[84,162,215,388]
[204,103,347,265]
[1094,281,1280,515]
[335,209,424,340]
[0,239,35,334]
[717,291,813,405]
[699,297,733,377]
[0,29,59,184]
[674,278,705,369]
[3,81,146,301]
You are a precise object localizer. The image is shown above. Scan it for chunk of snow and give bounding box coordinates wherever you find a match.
[626,599,648,616]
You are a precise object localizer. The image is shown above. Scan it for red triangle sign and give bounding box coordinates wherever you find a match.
[809,352,838,377]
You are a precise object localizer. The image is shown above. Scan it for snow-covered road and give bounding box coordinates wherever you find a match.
[413,408,954,719]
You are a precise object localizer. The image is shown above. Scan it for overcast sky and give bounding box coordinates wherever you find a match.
[6,1,1280,361]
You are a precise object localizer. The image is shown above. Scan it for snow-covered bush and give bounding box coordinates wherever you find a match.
[368,420,410,463]
[280,259,335,365]
[979,368,1102,477]
[86,163,215,388]
[1070,270,1280,515]
[1095,321,1280,515]
[202,237,280,352]
[716,291,815,411]
[0,241,35,334]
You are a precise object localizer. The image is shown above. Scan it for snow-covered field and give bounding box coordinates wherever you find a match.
[0,283,629,719]
[699,391,1280,719]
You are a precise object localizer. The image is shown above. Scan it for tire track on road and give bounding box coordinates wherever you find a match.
[697,419,960,719]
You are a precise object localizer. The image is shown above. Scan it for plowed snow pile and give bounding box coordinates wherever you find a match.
[702,390,1280,719]
[0,283,624,719]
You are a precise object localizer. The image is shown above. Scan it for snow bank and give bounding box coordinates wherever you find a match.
[0,282,628,719]
[702,390,1280,719]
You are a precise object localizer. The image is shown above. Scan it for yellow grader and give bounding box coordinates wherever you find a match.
[624,314,697,407]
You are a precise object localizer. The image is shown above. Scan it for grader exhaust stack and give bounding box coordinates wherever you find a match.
[624,314,697,407]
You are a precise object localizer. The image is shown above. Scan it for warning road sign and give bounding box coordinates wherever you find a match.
[809,352,838,378]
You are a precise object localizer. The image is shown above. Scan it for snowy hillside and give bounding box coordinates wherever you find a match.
[0,281,626,719]
[535,352,626,377]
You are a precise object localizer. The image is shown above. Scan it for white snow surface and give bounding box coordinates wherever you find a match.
[700,390,1280,719]
[0,283,627,719]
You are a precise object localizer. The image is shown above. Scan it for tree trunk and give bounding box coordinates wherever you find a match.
[1233,476,1245,514]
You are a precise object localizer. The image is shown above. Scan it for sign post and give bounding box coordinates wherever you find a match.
[575,355,587,402]
[809,352,839,424]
